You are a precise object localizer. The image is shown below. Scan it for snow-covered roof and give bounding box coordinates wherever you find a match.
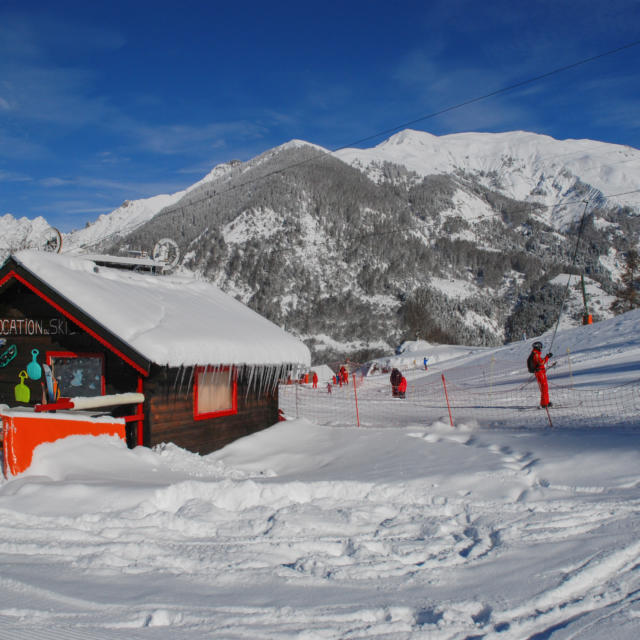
[6,251,310,369]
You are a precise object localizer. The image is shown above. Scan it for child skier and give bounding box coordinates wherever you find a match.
[397,375,407,399]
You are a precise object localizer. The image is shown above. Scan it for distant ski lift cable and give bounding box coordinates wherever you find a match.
[331,39,640,151]
[77,39,640,250]
[121,39,640,226]
[547,197,593,354]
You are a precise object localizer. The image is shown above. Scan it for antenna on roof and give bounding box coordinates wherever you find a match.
[38,227,63,253]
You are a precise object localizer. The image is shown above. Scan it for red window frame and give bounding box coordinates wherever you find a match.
[46,351,106,396]
[193,366,238,421]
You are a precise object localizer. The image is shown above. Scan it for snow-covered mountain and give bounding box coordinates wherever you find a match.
[0,214,54,255]
[3,130,639,360]
[62,142,328,252]
[62,161,252,252]
[336,129,640,230]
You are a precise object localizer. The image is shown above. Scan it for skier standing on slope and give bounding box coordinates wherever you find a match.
[529,341,553,408]
[390,368,402,397]
[397,375,407,399]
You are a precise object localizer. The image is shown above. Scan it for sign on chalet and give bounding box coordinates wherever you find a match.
[0,250,310,459]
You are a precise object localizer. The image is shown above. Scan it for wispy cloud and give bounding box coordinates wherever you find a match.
[385,0,640,139]
[40,177,75,187]
[0,130,49,159]
[0,169,32,182]
[127,121,268,156]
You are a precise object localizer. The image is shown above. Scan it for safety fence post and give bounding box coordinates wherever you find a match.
[352,373,361,427]
[489,356,496,395]
[441,373,454,427]
[295,382,300,419]
[567,347,574,390]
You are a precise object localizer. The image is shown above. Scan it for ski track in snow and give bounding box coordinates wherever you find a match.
[1,424,639,639]
[2,312,640,638]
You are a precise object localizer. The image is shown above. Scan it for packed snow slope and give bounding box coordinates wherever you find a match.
[0,311,639,639]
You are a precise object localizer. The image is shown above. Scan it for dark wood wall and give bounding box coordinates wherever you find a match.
[145,365,279,454]
[2,279,280,456]
[0,281,139,405]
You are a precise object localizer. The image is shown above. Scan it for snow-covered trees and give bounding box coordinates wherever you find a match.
[611,249,639,314]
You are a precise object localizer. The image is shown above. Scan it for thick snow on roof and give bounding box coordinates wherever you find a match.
[11,250,310,368]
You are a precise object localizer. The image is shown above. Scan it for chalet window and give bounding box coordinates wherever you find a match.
[47,352,105,398]
[194,367,237,420]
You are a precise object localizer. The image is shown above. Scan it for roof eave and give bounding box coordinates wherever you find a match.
[0,256,152,376]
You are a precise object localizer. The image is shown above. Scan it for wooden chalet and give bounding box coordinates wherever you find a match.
[0,251,310,454]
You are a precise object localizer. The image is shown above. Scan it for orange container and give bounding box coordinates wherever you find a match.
[2,408,126,477]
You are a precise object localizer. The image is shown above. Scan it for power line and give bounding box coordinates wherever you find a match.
[79,39,640,249]
[149,40,640,220]
[332,39,640,151]
[548,199,592,353]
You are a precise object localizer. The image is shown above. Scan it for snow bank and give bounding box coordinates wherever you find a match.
[1,310,640,639]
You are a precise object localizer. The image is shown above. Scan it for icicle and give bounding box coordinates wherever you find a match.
[247,365,256,393]
[185,366,195,398]
[256,365,264,396]
[268,365,277,394]
[253,365,260,395]
[172,365,183,393]
[272,364,282,393]
[177,365,187,396]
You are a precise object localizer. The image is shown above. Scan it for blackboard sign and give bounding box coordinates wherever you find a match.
[50,354,104,398]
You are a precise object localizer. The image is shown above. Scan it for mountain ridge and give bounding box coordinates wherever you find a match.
[3,130,639,362]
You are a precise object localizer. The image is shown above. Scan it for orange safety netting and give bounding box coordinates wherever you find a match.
[279,370,640,430]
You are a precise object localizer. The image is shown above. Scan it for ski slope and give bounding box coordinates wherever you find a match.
[1,310,640,638]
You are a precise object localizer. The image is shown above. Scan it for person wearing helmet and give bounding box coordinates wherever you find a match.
[530,341,553,408]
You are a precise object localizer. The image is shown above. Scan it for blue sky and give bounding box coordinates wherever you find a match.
[1,0,639,232]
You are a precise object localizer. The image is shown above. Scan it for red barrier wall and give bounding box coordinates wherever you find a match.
[2,409,125,477]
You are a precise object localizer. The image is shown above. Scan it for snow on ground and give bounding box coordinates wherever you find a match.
[223,207,284,244]
[1,311,640,638]
[429,277,479,301]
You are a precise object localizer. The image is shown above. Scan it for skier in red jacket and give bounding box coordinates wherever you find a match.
[531,341,552,408]
[397,376,407,399]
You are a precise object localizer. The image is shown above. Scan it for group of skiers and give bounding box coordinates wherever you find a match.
[309,341,553,409]
[322,365,350,393]
[390,367,407,399]
[385,342,553,407]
